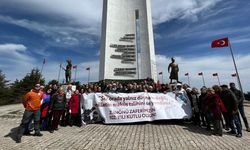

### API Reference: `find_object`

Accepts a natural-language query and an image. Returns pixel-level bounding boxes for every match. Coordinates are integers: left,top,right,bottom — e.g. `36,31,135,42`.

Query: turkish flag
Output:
198,72,203,76
185,73,189,76
213,73,218,76
211,37,229,48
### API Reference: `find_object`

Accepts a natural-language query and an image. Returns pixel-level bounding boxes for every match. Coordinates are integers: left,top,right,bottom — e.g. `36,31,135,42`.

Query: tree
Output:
0,70,11,105
47,79,59,86
10,68,45,104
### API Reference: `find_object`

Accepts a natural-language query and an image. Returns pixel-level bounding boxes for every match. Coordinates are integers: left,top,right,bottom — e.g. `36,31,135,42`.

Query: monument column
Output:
99,0,157,81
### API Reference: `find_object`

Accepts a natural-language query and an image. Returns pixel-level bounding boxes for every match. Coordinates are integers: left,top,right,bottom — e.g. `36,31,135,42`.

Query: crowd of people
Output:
15,79,250,143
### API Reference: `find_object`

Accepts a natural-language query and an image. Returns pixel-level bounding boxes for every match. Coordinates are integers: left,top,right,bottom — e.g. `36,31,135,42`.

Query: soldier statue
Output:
168,58,181,84
65,59,72,83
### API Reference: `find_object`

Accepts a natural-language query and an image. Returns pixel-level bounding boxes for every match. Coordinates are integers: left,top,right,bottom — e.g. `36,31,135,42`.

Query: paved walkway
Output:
0,103,250,150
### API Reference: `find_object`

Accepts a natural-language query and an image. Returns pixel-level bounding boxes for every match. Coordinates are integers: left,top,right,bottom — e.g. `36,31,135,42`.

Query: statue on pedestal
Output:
65,59,72,83
168,58,181,84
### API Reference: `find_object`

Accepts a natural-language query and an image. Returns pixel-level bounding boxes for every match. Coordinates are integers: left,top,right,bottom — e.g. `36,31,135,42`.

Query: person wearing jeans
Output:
220,85,242,137
16,84,43,143
230,82,250,132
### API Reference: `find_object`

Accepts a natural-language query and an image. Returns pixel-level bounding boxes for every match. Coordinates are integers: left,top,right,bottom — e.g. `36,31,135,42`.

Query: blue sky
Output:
0,0,250,91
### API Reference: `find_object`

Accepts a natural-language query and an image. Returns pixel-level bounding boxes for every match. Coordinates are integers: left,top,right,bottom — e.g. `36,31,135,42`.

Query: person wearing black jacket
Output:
199,87,211,130
49,87,66,133
230,82,250,132
220,85,242,137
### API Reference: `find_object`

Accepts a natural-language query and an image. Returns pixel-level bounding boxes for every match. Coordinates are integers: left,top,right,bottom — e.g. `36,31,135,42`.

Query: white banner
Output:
82,92,192,124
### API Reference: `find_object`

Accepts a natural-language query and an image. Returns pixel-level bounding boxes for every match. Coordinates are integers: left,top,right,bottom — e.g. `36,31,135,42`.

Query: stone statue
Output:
65,59,72,83
168,58,181,84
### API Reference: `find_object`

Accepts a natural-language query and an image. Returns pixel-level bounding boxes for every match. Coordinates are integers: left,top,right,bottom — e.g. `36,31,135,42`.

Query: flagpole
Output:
57,63,62,83
217,75,221,85
40,63,45,75
161,73,163,84
229,40,245,100
74,67,77,82
202,74,205,87
187,74,190,86
87,68,90,85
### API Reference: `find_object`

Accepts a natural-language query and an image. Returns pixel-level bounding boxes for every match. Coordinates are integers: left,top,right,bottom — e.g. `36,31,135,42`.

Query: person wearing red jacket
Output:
68,90,81,127
205,88,227,136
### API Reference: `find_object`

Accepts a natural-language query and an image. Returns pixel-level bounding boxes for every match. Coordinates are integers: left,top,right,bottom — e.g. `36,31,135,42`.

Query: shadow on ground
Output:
4,126,20,143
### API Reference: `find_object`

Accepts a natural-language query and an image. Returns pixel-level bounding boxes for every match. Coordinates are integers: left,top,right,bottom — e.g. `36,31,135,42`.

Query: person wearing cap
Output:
220,84,242,137
229,82,250,132
16,84,43,143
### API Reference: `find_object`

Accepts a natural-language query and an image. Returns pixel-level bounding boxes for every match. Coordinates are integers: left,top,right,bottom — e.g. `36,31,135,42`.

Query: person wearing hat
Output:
16,84,43,143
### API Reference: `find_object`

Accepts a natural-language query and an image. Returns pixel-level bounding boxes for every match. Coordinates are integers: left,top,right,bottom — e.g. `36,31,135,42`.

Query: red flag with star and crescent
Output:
211,37,229,48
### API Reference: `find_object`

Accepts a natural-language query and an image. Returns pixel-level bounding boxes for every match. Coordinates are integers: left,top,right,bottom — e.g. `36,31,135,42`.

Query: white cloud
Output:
0,43,26,52
0,0,222,39
152,0,222,24
0,0,102,26
0,43,37,81
155,54,250,92
0,15,98,47
0,43,31,61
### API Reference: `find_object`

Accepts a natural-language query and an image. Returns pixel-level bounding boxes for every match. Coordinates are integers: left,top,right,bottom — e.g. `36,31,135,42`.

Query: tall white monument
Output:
99,0,157,81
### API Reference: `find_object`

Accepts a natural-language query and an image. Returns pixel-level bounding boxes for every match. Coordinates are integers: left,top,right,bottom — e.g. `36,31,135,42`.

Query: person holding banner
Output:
175,83,189,103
